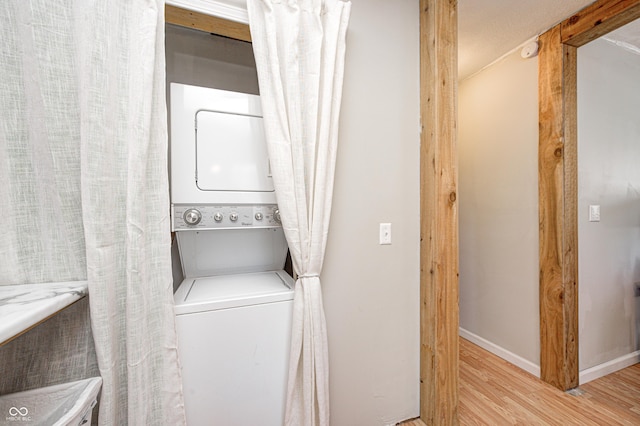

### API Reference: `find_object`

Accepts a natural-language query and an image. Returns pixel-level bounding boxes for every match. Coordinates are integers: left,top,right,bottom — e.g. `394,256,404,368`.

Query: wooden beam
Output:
538,25,579,391
561,39,579,393
561,0,640,47
165,4,252,42
419,0,459,424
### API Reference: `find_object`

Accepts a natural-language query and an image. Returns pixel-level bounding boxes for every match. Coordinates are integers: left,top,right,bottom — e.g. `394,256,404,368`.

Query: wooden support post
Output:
419,0,459,423
538,25,579,391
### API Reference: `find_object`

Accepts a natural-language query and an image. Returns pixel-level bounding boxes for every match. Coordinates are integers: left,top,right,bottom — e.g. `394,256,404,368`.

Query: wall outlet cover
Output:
379,223,391,245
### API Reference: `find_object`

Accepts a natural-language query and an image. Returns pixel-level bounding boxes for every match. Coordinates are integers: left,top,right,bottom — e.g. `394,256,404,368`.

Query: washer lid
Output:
174,271,294,314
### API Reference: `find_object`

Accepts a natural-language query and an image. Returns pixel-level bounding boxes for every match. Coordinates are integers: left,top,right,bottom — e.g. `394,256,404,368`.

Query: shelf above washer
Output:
0,281,88,346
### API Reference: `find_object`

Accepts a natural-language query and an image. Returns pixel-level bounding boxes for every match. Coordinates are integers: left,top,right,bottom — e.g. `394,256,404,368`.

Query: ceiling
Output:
458,0,596,80
175,1,640,80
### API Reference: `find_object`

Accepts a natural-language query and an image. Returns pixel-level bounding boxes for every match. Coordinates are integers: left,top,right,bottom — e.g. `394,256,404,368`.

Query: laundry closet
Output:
166,22,293,425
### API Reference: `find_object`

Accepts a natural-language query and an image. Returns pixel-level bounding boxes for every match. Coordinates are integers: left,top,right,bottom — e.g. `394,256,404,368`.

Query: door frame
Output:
165,5,251,41
538,0,640,390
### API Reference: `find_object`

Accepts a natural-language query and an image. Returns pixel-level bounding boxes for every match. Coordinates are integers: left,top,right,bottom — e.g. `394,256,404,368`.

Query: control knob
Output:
229,212,239,222
214,212,223,222
255,212,263,221
183,208,202,226
274,209,281,223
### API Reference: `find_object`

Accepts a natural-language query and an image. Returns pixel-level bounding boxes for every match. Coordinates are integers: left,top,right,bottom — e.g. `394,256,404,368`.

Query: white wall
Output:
577,38,640,371
458,35,640,382
323,0,420,423
458,48,540,370
166,2,421,424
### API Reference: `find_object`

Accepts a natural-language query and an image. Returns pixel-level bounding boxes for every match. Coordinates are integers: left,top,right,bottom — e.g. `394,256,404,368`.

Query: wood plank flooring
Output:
399,338,640,425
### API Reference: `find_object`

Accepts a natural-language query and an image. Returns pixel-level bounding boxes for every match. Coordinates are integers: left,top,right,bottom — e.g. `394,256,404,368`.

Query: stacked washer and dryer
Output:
170,83,294,425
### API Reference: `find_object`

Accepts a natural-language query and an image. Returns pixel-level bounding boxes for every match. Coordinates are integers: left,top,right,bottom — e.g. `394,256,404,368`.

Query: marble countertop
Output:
0,281,88,346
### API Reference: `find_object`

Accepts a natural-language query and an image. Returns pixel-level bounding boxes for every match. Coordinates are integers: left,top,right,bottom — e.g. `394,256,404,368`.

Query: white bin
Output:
0,377,102,425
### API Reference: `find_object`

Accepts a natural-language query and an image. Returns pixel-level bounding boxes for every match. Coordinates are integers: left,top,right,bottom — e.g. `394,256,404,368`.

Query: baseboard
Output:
579,350,640,385
459,328,640,386
459,328,540,378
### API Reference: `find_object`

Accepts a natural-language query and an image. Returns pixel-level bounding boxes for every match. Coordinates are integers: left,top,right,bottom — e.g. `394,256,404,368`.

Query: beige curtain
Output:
0,1,86,284
247,1,351,424
0,1,186,424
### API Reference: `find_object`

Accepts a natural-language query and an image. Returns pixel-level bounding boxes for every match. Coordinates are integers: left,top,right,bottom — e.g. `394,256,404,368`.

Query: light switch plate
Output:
379,223,391,245
589,205,600,222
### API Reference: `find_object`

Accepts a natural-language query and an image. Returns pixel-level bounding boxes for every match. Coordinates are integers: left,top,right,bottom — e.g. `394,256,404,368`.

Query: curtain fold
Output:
1,1,185,424
247,1,351,424
77,1,185,424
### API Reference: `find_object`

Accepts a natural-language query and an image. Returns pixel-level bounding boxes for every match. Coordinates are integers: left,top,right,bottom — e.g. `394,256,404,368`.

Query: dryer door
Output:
196,110,273,193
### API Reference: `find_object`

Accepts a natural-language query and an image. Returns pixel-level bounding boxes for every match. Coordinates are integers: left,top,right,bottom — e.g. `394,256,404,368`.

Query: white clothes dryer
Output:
170,83,294,425
170,82,276,206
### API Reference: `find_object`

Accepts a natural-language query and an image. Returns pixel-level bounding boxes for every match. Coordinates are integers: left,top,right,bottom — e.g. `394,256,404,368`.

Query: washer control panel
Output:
172,204,282,231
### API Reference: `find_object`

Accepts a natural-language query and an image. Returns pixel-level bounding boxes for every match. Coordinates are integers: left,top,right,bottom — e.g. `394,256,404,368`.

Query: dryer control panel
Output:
172,204,281,231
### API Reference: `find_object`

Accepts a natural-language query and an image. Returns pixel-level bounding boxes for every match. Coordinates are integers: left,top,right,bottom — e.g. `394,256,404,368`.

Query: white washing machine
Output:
170,83,294,425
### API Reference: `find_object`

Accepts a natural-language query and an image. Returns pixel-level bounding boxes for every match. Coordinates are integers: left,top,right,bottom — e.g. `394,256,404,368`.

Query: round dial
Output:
274,209,281,223
183,208,202,226
214,212,223,222
229,212,239,222
255,212,263,221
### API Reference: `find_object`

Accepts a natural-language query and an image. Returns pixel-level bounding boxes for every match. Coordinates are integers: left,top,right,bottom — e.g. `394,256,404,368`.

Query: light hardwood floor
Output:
399,338,640,425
